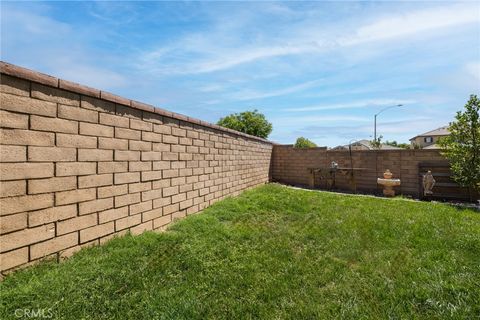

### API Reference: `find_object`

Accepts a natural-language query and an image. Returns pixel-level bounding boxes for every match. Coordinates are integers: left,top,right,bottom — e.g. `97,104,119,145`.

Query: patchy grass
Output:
1,184,479,319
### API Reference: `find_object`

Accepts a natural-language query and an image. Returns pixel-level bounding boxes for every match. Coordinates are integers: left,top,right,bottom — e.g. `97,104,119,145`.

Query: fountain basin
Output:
377,178,401,197
377,178,401,187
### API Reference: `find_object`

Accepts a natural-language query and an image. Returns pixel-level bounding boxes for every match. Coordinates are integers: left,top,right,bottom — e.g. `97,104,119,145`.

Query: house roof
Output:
409,126,450,141
332,139,403,150
378,144,404,150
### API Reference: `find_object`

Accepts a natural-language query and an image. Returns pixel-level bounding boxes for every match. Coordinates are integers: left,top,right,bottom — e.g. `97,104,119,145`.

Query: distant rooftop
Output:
409,126,450,141
332,139,403,150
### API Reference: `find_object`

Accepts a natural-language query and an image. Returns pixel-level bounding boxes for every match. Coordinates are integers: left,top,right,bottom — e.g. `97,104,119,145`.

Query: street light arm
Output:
373,104,404,144
375,104,403,116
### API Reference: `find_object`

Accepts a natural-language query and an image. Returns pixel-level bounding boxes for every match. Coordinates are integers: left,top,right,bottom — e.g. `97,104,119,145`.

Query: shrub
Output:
439,94,480,193
294,137,317,148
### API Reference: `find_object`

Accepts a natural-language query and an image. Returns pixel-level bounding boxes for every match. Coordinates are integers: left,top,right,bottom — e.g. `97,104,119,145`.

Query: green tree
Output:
217,109,272,139
439,94,480,192
294,137,317,148
370,135,383,149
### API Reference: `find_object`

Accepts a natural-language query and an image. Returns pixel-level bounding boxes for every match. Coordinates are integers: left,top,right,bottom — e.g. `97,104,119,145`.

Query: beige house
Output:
409,126,450,149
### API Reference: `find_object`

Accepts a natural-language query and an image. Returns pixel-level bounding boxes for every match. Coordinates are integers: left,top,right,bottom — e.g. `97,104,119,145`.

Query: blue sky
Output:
1,1,479,146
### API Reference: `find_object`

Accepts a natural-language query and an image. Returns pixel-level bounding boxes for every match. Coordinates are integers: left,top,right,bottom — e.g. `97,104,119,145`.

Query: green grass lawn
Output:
1,184,479,319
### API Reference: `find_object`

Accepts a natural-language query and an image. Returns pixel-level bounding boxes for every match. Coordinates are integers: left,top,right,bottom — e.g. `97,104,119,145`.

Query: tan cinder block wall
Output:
271,145,451,196
0,62,273,274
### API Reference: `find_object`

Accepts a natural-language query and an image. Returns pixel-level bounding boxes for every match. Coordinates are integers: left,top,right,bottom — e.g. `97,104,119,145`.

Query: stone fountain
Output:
377,169,401,197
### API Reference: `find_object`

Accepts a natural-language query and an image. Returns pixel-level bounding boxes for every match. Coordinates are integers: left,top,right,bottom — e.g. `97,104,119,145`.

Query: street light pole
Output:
374,104,404,143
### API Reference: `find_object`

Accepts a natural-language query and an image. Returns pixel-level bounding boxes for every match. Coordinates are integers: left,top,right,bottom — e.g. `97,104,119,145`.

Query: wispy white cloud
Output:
197,83,227,93
284,99,415,112
52,64,129,89
229,79,324,101
138,43,323,75
271,115,370,126
185,45,315,74
343,4,480,45
138,3,480,75
87,2,141,26
1,6,71,37
1,5,128,90
465,62,480,81
292,121,421,137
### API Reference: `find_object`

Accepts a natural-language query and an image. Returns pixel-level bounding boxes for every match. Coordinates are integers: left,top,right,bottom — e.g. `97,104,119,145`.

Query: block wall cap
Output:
0,61,273,144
